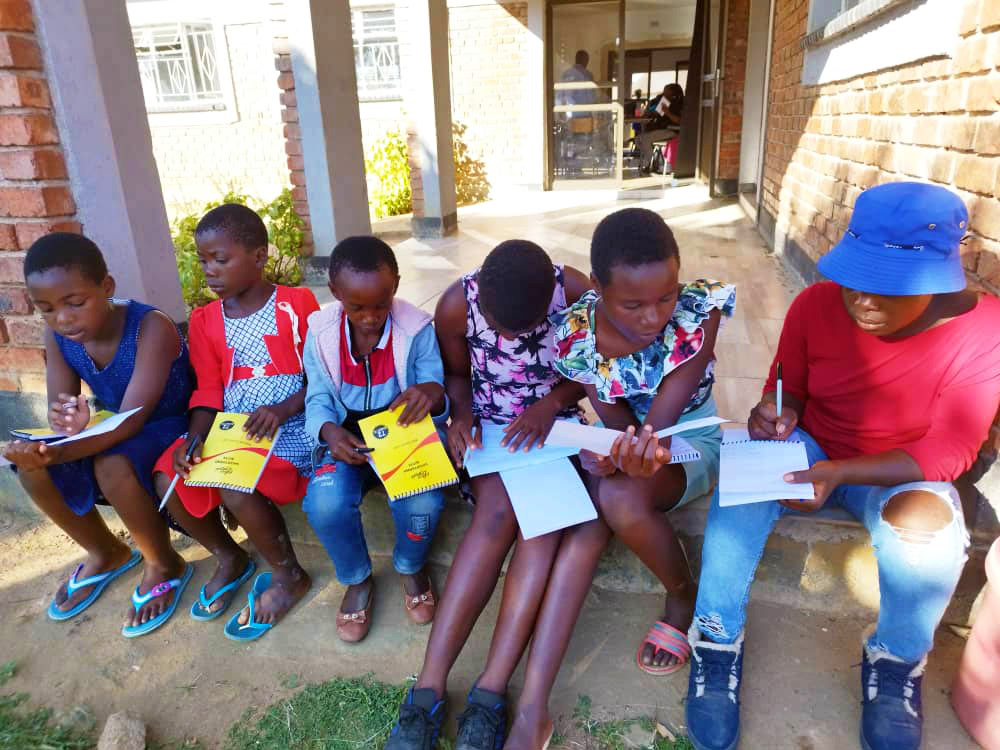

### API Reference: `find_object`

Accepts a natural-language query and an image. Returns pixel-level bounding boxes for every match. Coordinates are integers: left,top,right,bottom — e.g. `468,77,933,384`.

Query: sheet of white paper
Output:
719,437,814,506
545,416,726,457
464,422,578,477
49,406,144,445
500,457,597,539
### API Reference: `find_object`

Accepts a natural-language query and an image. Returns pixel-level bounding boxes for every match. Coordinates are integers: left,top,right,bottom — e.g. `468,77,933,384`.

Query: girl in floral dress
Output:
502,207,735,750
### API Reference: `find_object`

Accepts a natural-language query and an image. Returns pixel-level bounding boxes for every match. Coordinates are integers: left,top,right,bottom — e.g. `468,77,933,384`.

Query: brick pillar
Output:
717,0,750,193
273,42,313,256
0,0,80,401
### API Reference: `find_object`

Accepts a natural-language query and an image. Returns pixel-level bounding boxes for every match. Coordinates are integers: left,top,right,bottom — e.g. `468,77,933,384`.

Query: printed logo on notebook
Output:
373,425,389,440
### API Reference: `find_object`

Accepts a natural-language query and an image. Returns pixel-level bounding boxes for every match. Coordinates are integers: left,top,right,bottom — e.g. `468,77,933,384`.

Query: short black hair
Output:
195,203,268,250
478,240,555,332
328,235,399,283
24,232,108,284
575,50,589,66
591,208,679,286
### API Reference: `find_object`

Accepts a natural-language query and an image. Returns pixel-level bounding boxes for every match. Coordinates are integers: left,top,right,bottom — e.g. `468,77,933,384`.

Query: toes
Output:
641,645,655,666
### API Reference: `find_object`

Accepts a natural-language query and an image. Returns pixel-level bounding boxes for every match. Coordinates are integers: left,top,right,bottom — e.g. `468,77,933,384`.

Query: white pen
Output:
776,362,784,431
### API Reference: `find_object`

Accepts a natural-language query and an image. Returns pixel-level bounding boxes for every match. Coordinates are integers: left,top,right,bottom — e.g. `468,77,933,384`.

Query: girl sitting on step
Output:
3,233,194,637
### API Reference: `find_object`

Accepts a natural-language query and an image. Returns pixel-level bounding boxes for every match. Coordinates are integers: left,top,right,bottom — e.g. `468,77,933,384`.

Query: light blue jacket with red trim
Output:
303,296,448,446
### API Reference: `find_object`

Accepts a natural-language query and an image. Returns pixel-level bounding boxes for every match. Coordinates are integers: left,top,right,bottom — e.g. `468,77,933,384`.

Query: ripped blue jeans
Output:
694,429,969,663
303,451,445,585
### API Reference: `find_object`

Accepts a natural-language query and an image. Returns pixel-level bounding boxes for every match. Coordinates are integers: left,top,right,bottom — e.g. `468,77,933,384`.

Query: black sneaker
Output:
385,688,447,750
455,686,507,750
860,646,924,750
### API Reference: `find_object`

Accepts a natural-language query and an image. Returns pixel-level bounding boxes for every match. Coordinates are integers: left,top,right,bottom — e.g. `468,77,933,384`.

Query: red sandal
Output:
636,620,691,675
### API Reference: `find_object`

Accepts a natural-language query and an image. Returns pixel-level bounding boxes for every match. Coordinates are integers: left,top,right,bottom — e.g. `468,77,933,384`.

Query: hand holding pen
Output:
159,434,202,511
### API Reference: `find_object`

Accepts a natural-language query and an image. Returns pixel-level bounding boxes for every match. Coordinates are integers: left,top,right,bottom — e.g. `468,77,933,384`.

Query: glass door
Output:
548,0,623,188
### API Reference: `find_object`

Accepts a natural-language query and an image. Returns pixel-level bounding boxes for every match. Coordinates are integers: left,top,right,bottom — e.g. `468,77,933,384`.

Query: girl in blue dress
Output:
3,233,197,637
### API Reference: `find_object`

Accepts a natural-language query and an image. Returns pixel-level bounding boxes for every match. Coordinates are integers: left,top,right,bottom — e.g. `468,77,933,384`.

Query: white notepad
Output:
718,428,814,506
499,457,597,539
464,423,578,477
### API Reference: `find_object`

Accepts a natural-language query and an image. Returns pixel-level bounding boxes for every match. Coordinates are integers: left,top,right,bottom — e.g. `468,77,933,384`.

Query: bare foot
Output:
237,566,311,626
122,553,187,629
639,579,696,670
200,548,252,614
504,704,553,750
53,542,133,613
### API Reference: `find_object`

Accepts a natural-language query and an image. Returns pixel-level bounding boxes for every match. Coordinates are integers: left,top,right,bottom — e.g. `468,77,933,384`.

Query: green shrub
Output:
171,188,305,310
364,122,490,219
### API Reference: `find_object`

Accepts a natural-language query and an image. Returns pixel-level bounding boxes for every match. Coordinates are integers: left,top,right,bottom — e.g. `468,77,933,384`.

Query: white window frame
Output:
352,6,403,102
132,22,228,113
807,0,864,34
801,0,962,85
126,0,246,126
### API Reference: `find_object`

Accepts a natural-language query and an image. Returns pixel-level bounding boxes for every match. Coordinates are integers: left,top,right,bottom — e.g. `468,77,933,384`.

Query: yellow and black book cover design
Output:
185,412,281,493
358,407,458,501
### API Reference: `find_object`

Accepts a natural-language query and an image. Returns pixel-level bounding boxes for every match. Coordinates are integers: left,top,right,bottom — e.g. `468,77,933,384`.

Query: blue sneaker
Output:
860,645,925,750
385,688,447,750
455,685,507,750
685,630,744,750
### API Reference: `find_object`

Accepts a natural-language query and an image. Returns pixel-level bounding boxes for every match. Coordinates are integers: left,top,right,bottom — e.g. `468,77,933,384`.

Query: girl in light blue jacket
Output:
302,236,449,643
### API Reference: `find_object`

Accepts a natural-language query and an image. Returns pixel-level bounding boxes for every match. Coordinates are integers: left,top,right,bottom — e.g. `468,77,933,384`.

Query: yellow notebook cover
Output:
185,412,281,494
11,409,116,441
358,407,458,501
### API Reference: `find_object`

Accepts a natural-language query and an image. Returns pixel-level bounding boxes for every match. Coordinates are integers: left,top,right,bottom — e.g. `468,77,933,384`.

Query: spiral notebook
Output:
358,407,458,501
718,428,814,506
184,412,281,494
544,420,708,464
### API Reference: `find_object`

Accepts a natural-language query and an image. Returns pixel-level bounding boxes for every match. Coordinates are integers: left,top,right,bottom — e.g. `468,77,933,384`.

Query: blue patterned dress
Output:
46,300,193,524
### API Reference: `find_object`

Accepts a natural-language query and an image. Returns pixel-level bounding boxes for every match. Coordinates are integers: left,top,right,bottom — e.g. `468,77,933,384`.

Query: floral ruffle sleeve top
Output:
552,279,736,421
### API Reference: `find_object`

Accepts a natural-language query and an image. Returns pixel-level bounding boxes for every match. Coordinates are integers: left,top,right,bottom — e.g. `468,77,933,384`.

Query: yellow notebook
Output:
358,407,458,501
185,412,281,494
11,409,116,441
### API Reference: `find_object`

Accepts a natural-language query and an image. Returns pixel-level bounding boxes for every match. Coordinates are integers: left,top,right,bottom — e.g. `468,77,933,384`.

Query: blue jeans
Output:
694,429,969,663
303,452,445,585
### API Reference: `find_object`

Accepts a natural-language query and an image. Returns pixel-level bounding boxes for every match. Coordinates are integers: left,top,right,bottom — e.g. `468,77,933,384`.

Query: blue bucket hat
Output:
817,182,968,296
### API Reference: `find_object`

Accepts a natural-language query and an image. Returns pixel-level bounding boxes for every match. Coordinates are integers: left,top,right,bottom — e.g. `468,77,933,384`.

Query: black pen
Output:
354,446,374,454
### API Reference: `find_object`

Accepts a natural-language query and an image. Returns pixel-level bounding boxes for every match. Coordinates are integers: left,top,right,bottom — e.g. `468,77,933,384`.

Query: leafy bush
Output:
171,188,305,310
364,122,490,219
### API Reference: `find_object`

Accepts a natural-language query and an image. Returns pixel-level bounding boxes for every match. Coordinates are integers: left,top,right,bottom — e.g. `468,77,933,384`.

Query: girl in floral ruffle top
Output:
502,207,735,749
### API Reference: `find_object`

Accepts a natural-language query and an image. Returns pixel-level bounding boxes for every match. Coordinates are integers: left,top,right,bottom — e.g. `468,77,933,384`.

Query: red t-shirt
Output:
763,282,1000,482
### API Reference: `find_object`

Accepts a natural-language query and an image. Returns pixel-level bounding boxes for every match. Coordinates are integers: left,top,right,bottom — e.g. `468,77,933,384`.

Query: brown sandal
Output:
403,580,436,625
336,581,375,643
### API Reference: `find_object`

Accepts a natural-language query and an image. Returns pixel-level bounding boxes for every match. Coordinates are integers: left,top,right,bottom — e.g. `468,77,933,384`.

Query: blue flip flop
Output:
121,563,194,638
224,572,276,642
47,550,142,621
190,558,257,621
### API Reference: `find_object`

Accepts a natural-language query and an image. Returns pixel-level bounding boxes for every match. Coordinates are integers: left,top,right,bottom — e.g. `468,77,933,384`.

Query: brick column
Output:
717,0,750,194
272,41,313,256
0,0,79,404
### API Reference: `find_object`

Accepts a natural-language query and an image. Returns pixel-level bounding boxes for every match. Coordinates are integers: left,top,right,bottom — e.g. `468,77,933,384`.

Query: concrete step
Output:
1,468,987,622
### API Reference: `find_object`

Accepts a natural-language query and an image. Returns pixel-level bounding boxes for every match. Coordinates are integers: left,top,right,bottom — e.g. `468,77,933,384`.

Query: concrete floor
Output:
0,517,979,749
0,189,982,748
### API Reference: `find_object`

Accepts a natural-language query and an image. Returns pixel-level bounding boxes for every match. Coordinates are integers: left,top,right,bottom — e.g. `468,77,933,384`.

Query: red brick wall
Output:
719,0,749,183
762,0,1000,296
0,0,80,396
761,0,1000,461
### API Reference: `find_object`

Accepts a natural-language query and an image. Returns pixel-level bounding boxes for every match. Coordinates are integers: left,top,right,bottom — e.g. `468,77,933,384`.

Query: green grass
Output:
0,660,96,750
564,694,695,750
225,674,409,750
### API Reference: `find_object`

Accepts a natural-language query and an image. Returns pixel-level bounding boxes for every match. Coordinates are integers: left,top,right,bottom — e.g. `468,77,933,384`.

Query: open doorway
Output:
546,0,719,190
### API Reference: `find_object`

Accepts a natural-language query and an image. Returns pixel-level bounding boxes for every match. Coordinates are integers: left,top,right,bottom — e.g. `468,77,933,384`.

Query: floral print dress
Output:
552,279,736,421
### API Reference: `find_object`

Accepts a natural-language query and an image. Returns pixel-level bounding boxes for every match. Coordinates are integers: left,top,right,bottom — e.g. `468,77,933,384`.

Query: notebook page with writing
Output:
719,429,814,506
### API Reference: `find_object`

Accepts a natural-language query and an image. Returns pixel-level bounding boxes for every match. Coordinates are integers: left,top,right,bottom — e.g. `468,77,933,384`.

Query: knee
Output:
470,496,517,540
93,454,137,495
304,478,362,533
882,490,955,535
595,478,648,532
